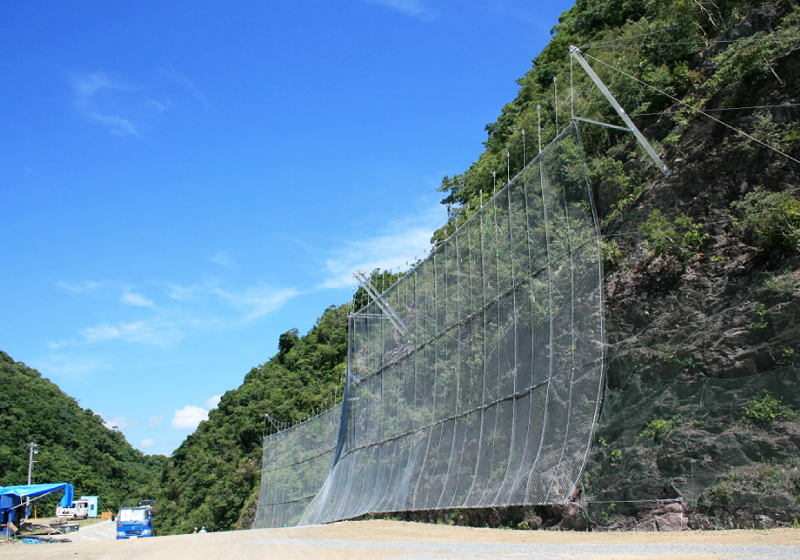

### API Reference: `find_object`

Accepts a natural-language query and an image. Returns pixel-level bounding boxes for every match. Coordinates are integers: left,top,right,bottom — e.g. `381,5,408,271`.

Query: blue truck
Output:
116,500,154,539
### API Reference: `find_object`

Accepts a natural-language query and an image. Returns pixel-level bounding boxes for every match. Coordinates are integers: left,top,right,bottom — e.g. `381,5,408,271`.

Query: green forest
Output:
156,304,350,533
3,0,799,533
0,351,164,513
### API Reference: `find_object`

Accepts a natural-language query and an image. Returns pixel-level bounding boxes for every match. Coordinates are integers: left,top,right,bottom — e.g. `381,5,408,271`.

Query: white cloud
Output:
46,339,77,350
70,72,141,136
79,319,184,347
148,415,164,428
362,0,436,20
71,72,125,97
58,280,106,295
212,285,300,322
143,96,168,112
121,291,154,307
56,276,296,350
166,282,200,301
32,354,104,377
89,113,139,136
80,323,121,343
209,250,235,268
140,439,156,449
165,279,298,322
171,406,208,430
319,203,445,289
161,64,211,111
205,395,222,409
102,414,137,430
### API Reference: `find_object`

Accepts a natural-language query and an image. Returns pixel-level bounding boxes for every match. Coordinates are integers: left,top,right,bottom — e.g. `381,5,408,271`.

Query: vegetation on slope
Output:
158,0,799,532
0,351,164,513
429,0,800,529
11,0,794,533
156,304,349,534
434,0,800,244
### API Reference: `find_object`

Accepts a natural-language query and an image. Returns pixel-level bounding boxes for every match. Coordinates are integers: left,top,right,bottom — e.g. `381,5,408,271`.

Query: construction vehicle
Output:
115,500,154,539
55,499,90,520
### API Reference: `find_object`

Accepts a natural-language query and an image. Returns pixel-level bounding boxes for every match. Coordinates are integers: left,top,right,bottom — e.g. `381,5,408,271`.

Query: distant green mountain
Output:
156,303,349,534
0,350,164,514
12,0,798,532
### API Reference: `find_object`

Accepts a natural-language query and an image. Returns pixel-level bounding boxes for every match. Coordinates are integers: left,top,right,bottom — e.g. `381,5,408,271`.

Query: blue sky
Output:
1,0,574,456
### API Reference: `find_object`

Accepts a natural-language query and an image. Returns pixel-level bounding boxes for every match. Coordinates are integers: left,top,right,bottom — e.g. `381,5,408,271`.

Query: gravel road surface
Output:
63,520,117,542
1,520,798,559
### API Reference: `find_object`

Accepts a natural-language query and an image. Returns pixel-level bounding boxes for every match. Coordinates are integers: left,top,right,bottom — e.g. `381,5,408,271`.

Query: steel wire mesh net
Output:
255,122,604,527
253,403,342,528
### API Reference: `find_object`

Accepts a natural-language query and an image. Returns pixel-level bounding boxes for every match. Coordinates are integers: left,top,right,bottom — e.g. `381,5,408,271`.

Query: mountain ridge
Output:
5,0,799,532
0,350,164,513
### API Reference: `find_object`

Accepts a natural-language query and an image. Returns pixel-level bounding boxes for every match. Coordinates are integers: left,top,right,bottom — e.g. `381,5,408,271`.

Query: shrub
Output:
641,209,708,259
762,271,800,296
707,480,733,504
597,503,616,525
748,303,769,330
731,188,800,254
635,415,682,443
592,157,645,225
601,238,623,270
742,392,799,425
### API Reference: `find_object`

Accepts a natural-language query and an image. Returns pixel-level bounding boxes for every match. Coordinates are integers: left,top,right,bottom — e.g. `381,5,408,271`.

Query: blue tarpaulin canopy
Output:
0,483,74,508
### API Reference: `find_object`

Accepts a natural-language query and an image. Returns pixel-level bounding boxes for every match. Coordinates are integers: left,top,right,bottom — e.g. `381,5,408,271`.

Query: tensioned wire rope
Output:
634,104,800,116
584,37,792,49
261,243,440,431
574,102,800,119
579,20,791,50
260,375,343,433
575,50,800,167
264,25,797,433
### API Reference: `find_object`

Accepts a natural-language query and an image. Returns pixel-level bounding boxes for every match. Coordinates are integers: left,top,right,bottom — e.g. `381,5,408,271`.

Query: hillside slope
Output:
432,0,800,530
0,351,164,513
158,0,800,532
156,304,349,533
578,2,800,529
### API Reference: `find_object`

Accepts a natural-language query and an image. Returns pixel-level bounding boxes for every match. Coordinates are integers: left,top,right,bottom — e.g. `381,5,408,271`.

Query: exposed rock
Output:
580,0,800,530
555,503,589,531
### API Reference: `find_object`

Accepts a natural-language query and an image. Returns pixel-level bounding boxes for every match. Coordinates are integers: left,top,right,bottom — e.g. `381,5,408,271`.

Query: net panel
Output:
296,122,605,525
253,403,342,528
254,124,603,527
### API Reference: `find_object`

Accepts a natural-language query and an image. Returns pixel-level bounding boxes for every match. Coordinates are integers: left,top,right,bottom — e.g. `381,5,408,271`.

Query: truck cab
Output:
116,500,154,539
55,500,90,520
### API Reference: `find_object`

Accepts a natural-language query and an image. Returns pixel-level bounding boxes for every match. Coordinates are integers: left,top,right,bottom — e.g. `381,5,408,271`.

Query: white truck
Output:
56,499,90,520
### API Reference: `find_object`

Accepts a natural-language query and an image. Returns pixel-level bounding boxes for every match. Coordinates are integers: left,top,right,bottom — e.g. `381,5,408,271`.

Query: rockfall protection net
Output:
254,403,342,528
254,122,605,527
583,364,800,519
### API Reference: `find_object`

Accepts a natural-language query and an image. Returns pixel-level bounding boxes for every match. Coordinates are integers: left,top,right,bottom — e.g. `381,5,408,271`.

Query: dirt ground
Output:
1,520,799,559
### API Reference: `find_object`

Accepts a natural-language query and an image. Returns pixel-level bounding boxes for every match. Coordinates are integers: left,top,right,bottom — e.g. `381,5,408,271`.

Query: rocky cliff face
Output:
581,0,800,529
